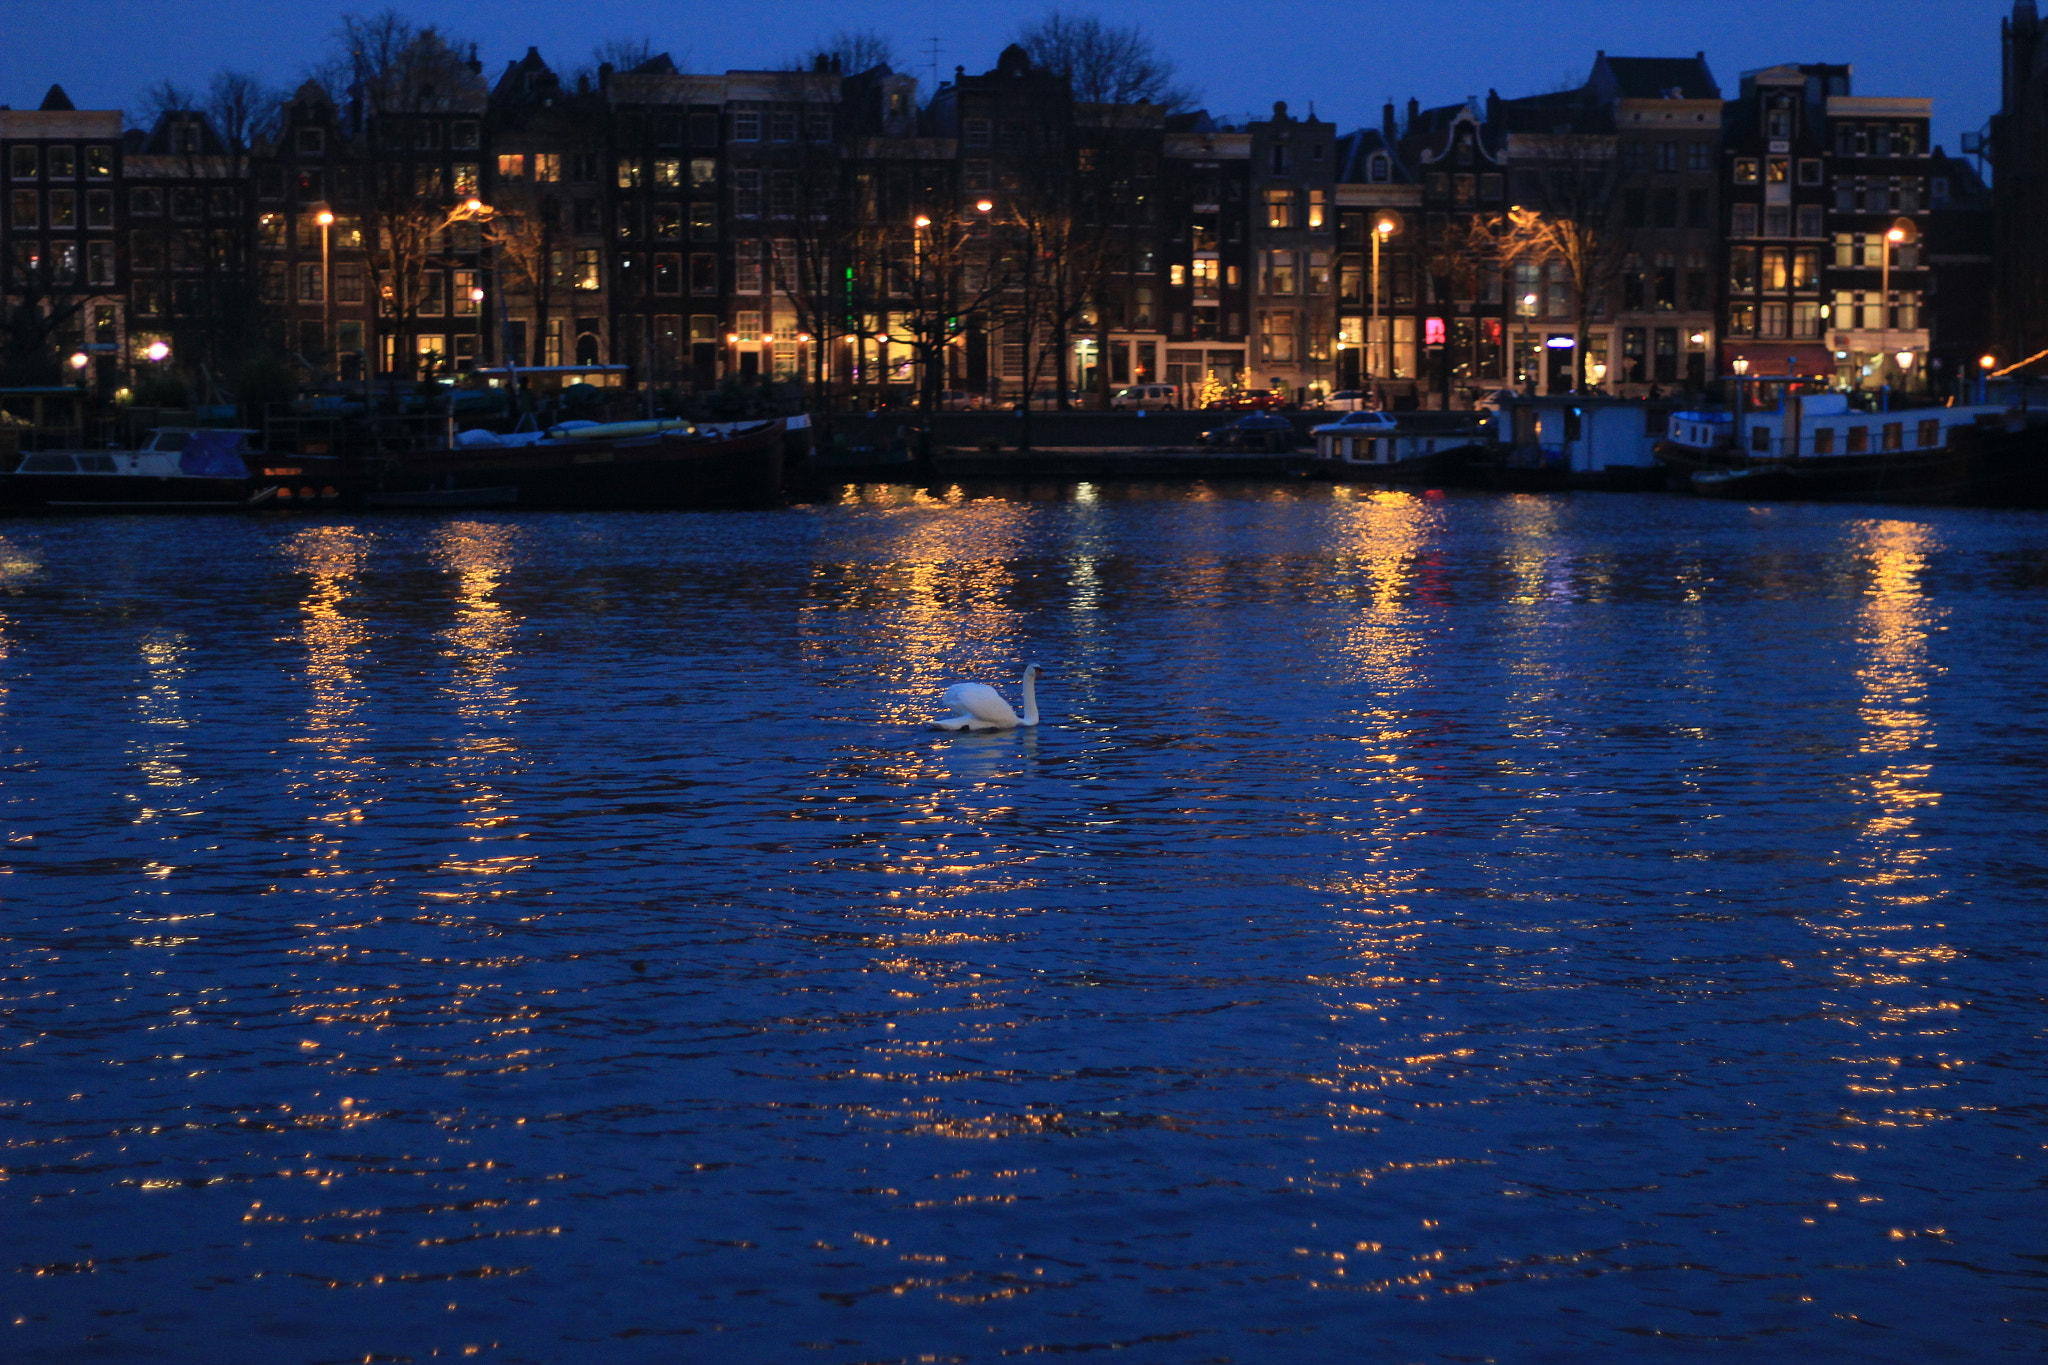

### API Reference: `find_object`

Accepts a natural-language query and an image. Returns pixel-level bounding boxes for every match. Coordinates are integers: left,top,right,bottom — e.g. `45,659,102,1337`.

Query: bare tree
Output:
1475,130,1625,391
1015,11,1194,110
594,36,659,71
206,71,280,165
485,185,558,368
787,29,896,76
326,10,488,383
1015,12,1191,406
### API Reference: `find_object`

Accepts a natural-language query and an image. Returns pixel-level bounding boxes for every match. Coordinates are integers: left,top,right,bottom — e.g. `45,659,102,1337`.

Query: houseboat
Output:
1491,395,1678,491
1309,410,1491,484
1658,392,2048,506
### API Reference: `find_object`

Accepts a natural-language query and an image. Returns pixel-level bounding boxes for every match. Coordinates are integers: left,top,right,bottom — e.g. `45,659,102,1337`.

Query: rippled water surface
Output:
3,484,2046,1364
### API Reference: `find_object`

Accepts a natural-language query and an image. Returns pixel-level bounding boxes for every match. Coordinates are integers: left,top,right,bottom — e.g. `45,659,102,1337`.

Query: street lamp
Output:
1370,213,1399,391
1979,351,1997,405
1878,217,1915,394
314,205,335,378
1730,354,1751,453
1520,292,1539,390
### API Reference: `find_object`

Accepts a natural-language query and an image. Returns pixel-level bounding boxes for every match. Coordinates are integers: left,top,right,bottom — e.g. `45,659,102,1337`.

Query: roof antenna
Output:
925,36,941,97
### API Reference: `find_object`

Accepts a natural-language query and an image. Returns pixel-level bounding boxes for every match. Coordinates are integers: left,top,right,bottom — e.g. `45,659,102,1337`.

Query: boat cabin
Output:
1494,395,1678,474
1312,411,1490,469
1666,393,2013,458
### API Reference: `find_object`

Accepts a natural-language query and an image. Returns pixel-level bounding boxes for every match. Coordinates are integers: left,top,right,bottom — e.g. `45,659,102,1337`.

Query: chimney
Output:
1407,96,1420,129
1383,99,1397,142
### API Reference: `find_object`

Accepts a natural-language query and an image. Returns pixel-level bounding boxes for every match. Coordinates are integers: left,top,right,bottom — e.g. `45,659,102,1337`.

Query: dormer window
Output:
297,127,325,157
1368,153,1390,183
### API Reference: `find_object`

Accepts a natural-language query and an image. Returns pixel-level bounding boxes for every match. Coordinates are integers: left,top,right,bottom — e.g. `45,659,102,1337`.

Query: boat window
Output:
1750,426,1770,452
1847,426,1869,453
1882,423,1903,452
77,454,117,472
1918,419,1940,448
148,431,191,452
21,453,78,472
1812,427,1835,454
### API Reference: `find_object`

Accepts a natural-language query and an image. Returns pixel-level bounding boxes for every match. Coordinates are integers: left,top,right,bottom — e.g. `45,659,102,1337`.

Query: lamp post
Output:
1979,352,1996,406
1519,292,1539,392
314,205,334,379
1877,217,1914,397
1731,353,1750,455
1370,213,1398,396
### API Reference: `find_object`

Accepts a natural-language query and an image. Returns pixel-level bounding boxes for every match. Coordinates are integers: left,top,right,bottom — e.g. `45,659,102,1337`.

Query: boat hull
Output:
367,421,786,510
1666,421,2048,507
0,472,253,512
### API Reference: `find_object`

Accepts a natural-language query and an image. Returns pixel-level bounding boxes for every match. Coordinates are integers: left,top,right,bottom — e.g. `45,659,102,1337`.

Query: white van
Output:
1112,383,1179,411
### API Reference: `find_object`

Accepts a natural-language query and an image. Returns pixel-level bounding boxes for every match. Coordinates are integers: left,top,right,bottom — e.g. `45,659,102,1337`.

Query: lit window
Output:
618,158,642,189
1264,187,1293,229
533,154,561,182
497,153,526,180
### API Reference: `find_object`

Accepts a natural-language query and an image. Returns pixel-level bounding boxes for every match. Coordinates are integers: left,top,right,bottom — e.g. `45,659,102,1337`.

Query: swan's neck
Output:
1019,669,1039,726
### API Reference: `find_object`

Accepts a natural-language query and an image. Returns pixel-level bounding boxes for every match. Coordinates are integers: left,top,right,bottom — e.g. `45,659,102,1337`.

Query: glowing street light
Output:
314,205,335,371
145,340,170,363
1369,212,1400,386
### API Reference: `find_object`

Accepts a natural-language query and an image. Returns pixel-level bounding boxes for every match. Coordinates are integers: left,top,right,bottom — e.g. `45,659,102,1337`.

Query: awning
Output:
1720,343,1838,376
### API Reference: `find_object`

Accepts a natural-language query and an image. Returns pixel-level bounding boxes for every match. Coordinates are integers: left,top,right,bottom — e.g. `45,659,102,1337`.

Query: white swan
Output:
933,664,1042,731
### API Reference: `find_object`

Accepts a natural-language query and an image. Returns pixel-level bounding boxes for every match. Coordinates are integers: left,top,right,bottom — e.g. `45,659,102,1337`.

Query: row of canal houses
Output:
0,39,1995,409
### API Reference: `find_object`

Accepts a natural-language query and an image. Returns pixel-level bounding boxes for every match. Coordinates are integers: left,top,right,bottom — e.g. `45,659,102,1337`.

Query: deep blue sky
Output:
1,0,2011,159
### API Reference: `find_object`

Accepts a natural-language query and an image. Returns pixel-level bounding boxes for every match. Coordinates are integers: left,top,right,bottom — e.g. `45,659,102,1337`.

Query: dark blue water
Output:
2,484,2045,1364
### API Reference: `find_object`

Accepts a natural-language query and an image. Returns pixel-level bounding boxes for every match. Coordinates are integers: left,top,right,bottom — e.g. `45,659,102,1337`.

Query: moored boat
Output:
364,417,787,510
1658,392,2048,506
1,428,351,512
1310,410,1489,484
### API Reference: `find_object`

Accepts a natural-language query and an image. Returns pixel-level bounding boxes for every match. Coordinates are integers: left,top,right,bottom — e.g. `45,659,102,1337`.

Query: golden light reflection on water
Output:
804,498,1035,726
1316,493,1446,1125
126,631,197,822
1825,519,1964,1133
0,534,36,722
432,522,533,888
285,526,379,873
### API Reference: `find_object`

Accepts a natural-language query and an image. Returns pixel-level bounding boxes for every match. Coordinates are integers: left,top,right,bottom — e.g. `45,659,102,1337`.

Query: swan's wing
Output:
940,682,1018,725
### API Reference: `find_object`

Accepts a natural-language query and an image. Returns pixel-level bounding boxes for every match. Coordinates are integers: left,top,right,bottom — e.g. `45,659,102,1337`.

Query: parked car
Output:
1309,409,1399,437
1199,411,1299,451
937,390,987,411
1204,389,1285,411
1112,383,1179,411
1323,390,1372,412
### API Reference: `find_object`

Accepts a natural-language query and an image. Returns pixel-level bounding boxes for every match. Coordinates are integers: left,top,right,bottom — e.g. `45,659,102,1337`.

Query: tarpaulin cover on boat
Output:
177,430,249,478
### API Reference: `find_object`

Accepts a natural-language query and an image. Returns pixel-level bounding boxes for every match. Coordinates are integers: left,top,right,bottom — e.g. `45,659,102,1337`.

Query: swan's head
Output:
1023,663,1043,678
